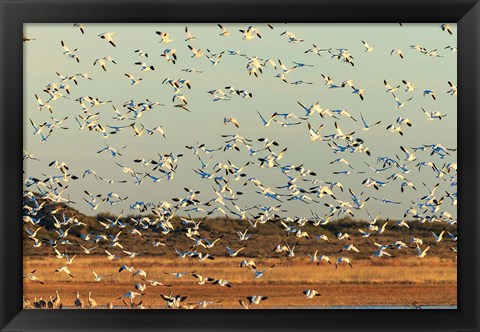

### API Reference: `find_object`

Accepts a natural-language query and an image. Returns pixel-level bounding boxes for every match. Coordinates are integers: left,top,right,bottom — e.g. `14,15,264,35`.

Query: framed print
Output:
1,0,479,331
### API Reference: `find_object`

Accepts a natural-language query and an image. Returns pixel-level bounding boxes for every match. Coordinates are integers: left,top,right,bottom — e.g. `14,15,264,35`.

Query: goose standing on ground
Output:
74,291,84,308
52,289,61,308
88,291,97,309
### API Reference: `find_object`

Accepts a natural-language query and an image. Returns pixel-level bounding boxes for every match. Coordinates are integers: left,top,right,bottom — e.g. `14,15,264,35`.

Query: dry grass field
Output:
23,204,457,309
24,255,457,309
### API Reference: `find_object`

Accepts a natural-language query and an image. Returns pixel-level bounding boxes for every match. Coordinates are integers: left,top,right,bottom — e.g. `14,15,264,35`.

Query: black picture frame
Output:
1,0,479,331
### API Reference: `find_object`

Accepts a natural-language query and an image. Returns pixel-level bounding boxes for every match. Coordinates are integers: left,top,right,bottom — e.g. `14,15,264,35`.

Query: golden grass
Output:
24,255,457,308
24,255,457,284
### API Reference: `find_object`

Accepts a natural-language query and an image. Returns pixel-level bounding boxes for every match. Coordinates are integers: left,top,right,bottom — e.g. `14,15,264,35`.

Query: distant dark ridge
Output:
23,194,457,259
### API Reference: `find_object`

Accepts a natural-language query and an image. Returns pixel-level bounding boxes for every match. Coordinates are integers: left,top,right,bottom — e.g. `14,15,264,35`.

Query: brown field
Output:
24,255,457,309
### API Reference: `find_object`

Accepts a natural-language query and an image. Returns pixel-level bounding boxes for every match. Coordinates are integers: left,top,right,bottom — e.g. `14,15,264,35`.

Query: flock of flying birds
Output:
23,23,457,309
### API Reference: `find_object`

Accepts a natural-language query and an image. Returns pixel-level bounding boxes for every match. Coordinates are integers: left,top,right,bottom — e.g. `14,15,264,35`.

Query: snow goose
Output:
303,289,321,298
156,31,175,43
218,24,231,36
98,32,116,47
335,257,353,269
361,40,375,52
184,26,196,41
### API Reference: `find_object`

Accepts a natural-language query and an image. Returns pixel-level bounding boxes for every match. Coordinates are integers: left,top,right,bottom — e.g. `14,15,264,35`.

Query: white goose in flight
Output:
384,80,400,93
246,295,268,305
402,80,416,92
73,23,85,34
306,249,319,264
23,270,44,284
224,117,240,128
187,45,204,58
251,264,275,279
240,259,257,269
94,56,117,72
184,26,196,41
432,229,445,243
371,249,392,258
447,81,457,95
440,23,453,35
163,271,194,278
134,49,148,57
124,73,142,86
392,93,413,109
361,40,374,52
423,89,437,100
55,266,74,278
257,110,275,127
335,257,353,269
422,107,447,120
303,289,321,298
191,273,215,285
351,86,365,100
339,244,360,253
156,31,175,43
60,40,80,63
218,24,231,36
118,291,144,301
239,26,261,40
416,245,430,258
35,94,53,113
360,113,381,131
226,245,246,257
90,267,113,281
135,62,155,71
391,49,404,58
98,32,116,47
212,279,232,287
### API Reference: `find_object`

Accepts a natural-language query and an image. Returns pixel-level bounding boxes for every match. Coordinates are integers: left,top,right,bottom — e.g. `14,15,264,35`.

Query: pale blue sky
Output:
24,23,457,220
